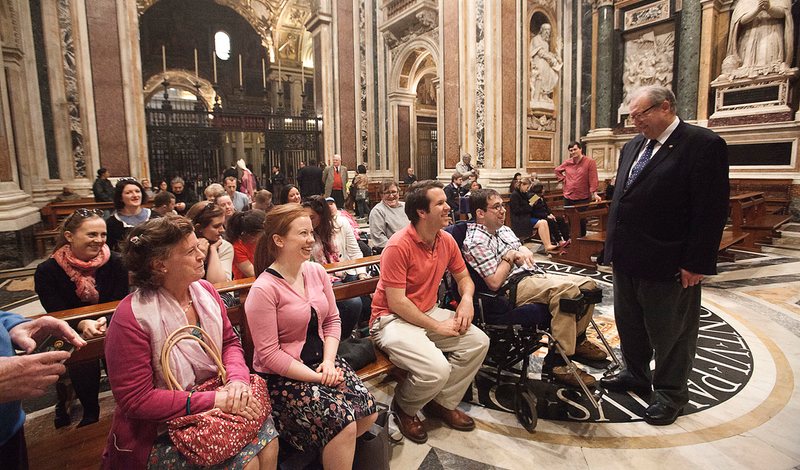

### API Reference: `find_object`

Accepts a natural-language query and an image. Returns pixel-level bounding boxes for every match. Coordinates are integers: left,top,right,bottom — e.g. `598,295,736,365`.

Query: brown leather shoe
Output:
549,365,597,387
573,339,607,362
391,399,427,443
422,400,476,431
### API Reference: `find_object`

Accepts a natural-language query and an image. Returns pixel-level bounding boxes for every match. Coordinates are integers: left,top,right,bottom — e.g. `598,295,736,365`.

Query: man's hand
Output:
10,316,86,354
515,247,537,268
454,297,474,334
175,202,187,212
592,193,602,203
0,352,69,403
679,268,704,288
433,317,460,337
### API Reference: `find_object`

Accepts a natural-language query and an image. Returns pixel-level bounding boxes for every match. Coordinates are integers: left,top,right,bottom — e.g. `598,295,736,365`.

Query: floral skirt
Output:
262,357,376,452
146,416,278,469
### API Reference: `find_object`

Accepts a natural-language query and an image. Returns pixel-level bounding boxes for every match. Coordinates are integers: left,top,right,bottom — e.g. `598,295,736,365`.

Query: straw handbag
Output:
161,325,270,466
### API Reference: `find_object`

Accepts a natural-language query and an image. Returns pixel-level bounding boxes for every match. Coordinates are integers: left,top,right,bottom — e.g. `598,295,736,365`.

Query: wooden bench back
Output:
729,191,766,230
562,200,610,241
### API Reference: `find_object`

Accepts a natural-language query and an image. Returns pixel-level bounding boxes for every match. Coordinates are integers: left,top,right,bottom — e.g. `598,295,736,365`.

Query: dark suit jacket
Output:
604,120,729,280
297,166,324,196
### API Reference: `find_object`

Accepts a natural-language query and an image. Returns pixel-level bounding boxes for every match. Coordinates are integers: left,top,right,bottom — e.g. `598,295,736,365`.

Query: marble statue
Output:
529,23,562,109
721,0,794,77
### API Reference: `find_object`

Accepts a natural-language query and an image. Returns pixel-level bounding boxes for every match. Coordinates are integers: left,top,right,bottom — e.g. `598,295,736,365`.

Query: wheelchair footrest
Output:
579,287,603,304
559,295,587,314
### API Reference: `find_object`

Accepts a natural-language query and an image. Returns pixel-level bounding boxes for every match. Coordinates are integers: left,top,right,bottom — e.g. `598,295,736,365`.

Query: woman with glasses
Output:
106,178,151,252
34,208,129,428
187,201,234,284
368,181,409,253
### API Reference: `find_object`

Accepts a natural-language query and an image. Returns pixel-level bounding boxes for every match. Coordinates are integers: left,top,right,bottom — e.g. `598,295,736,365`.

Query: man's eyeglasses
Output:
488,203,506,212
629,102,661,121
383,190,399,196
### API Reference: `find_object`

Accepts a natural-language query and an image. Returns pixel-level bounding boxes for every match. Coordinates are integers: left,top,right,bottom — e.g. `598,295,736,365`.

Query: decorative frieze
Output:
623,0,670,31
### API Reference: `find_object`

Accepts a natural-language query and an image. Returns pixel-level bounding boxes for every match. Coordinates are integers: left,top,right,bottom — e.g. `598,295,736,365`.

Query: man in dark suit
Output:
296,158,324,197
322,154,348,208
601,85,729,426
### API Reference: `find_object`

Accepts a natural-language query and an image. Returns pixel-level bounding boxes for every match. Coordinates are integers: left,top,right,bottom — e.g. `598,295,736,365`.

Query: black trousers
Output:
68,360,101,418
612,268,701,407
331,189,345,209
564,197,590,236
0,427,28,470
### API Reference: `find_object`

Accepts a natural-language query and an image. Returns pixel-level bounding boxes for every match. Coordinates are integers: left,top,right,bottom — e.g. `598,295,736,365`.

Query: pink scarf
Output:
132,282,224,391
51,244,111,304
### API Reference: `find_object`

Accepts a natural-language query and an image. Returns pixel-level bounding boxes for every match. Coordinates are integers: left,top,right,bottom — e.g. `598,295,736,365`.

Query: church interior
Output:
1,0,800,468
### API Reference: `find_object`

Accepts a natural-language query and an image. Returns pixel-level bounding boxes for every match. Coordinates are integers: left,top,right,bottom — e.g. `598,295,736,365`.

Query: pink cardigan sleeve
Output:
105,297,216,421
245,279,296,375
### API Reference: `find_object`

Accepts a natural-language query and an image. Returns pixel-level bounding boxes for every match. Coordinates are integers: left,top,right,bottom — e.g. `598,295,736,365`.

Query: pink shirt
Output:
245,262,341,375
370,224,465,325
555,156,599,200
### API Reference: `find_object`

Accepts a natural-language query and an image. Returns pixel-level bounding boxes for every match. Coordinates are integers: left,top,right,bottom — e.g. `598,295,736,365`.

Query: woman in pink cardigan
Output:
246,204,377,470
102,215,278,469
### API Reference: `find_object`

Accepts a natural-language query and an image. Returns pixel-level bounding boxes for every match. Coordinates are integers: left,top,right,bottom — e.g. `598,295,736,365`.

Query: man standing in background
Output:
323,154,348,209
555,141,601,236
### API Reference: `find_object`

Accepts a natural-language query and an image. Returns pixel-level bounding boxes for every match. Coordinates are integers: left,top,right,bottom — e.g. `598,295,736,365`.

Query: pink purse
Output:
160,325,271,466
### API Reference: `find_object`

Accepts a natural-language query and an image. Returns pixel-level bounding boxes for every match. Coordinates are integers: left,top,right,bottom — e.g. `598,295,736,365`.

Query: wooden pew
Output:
729,191,791,252
558,200,610,269
730,178,792,215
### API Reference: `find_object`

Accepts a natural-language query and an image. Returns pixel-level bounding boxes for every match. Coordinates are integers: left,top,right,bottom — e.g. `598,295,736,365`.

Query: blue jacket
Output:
0,312,29,445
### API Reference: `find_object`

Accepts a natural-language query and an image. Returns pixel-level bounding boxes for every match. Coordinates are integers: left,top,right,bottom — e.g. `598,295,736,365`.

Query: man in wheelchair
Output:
461,189,606,387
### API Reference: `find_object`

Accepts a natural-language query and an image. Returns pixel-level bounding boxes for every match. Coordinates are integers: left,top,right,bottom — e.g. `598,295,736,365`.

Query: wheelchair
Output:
443,221,619,432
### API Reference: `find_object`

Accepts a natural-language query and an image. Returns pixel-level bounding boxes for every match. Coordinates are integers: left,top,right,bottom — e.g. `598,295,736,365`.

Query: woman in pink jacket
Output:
246,204,377,470
102,215,278,469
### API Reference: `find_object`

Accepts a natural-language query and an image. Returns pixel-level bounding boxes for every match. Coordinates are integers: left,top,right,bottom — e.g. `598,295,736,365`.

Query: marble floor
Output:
10,226,800,469
364,233,800,470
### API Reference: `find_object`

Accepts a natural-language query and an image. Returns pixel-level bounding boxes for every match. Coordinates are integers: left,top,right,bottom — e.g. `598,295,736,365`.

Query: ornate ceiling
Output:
136,0,313,64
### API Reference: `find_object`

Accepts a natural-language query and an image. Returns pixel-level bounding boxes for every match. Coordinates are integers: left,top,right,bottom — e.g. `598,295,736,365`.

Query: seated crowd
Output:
1,170,610,469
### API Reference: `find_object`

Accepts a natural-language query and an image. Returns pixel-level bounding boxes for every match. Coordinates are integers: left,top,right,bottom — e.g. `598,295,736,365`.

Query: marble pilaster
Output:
593,2,614,129
676,0,701,120
696,0,724,122
307,2,336,164
474,0,485,167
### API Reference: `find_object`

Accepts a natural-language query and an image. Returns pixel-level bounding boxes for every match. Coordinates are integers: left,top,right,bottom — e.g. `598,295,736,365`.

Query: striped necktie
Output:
625,139,657,189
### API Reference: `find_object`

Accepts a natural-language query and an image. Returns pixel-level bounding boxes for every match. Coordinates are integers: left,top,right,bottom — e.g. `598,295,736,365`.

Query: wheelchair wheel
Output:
514,389,538,432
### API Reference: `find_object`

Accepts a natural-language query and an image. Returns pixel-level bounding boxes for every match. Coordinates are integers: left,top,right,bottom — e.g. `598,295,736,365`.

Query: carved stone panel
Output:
618,28,674,124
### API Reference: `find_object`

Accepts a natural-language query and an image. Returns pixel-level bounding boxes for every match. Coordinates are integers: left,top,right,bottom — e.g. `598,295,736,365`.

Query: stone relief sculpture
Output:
720,0,794,78
617,31,674,122
529,23,562,110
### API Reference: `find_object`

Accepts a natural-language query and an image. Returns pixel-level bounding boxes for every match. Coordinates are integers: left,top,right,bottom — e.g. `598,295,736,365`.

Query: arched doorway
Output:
388,41,440,182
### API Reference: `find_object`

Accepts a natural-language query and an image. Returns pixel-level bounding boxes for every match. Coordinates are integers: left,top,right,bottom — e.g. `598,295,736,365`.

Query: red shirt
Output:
370,223,465,325
232,239,256,279
554,156,599,200
332,167,343,190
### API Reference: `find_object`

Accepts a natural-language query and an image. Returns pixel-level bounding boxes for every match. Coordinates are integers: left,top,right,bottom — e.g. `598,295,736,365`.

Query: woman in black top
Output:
105,178,151,251
35,209,129,428
509,178,565,253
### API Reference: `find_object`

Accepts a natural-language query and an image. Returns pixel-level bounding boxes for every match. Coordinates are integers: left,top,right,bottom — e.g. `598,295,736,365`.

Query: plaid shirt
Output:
463,223,522,281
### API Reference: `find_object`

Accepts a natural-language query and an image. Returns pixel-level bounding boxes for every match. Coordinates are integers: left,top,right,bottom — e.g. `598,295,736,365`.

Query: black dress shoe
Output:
599,373,651,394
644,400,682,426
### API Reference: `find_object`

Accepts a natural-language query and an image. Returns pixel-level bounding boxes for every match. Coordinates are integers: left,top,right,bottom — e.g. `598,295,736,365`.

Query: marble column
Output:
593,0,614,129
307,1,336,163
676,0,701,120
696,0,724,122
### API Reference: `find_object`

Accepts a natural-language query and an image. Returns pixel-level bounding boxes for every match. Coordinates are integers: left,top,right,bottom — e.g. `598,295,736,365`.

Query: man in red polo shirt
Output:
555,141,601,236
370,180,490,444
